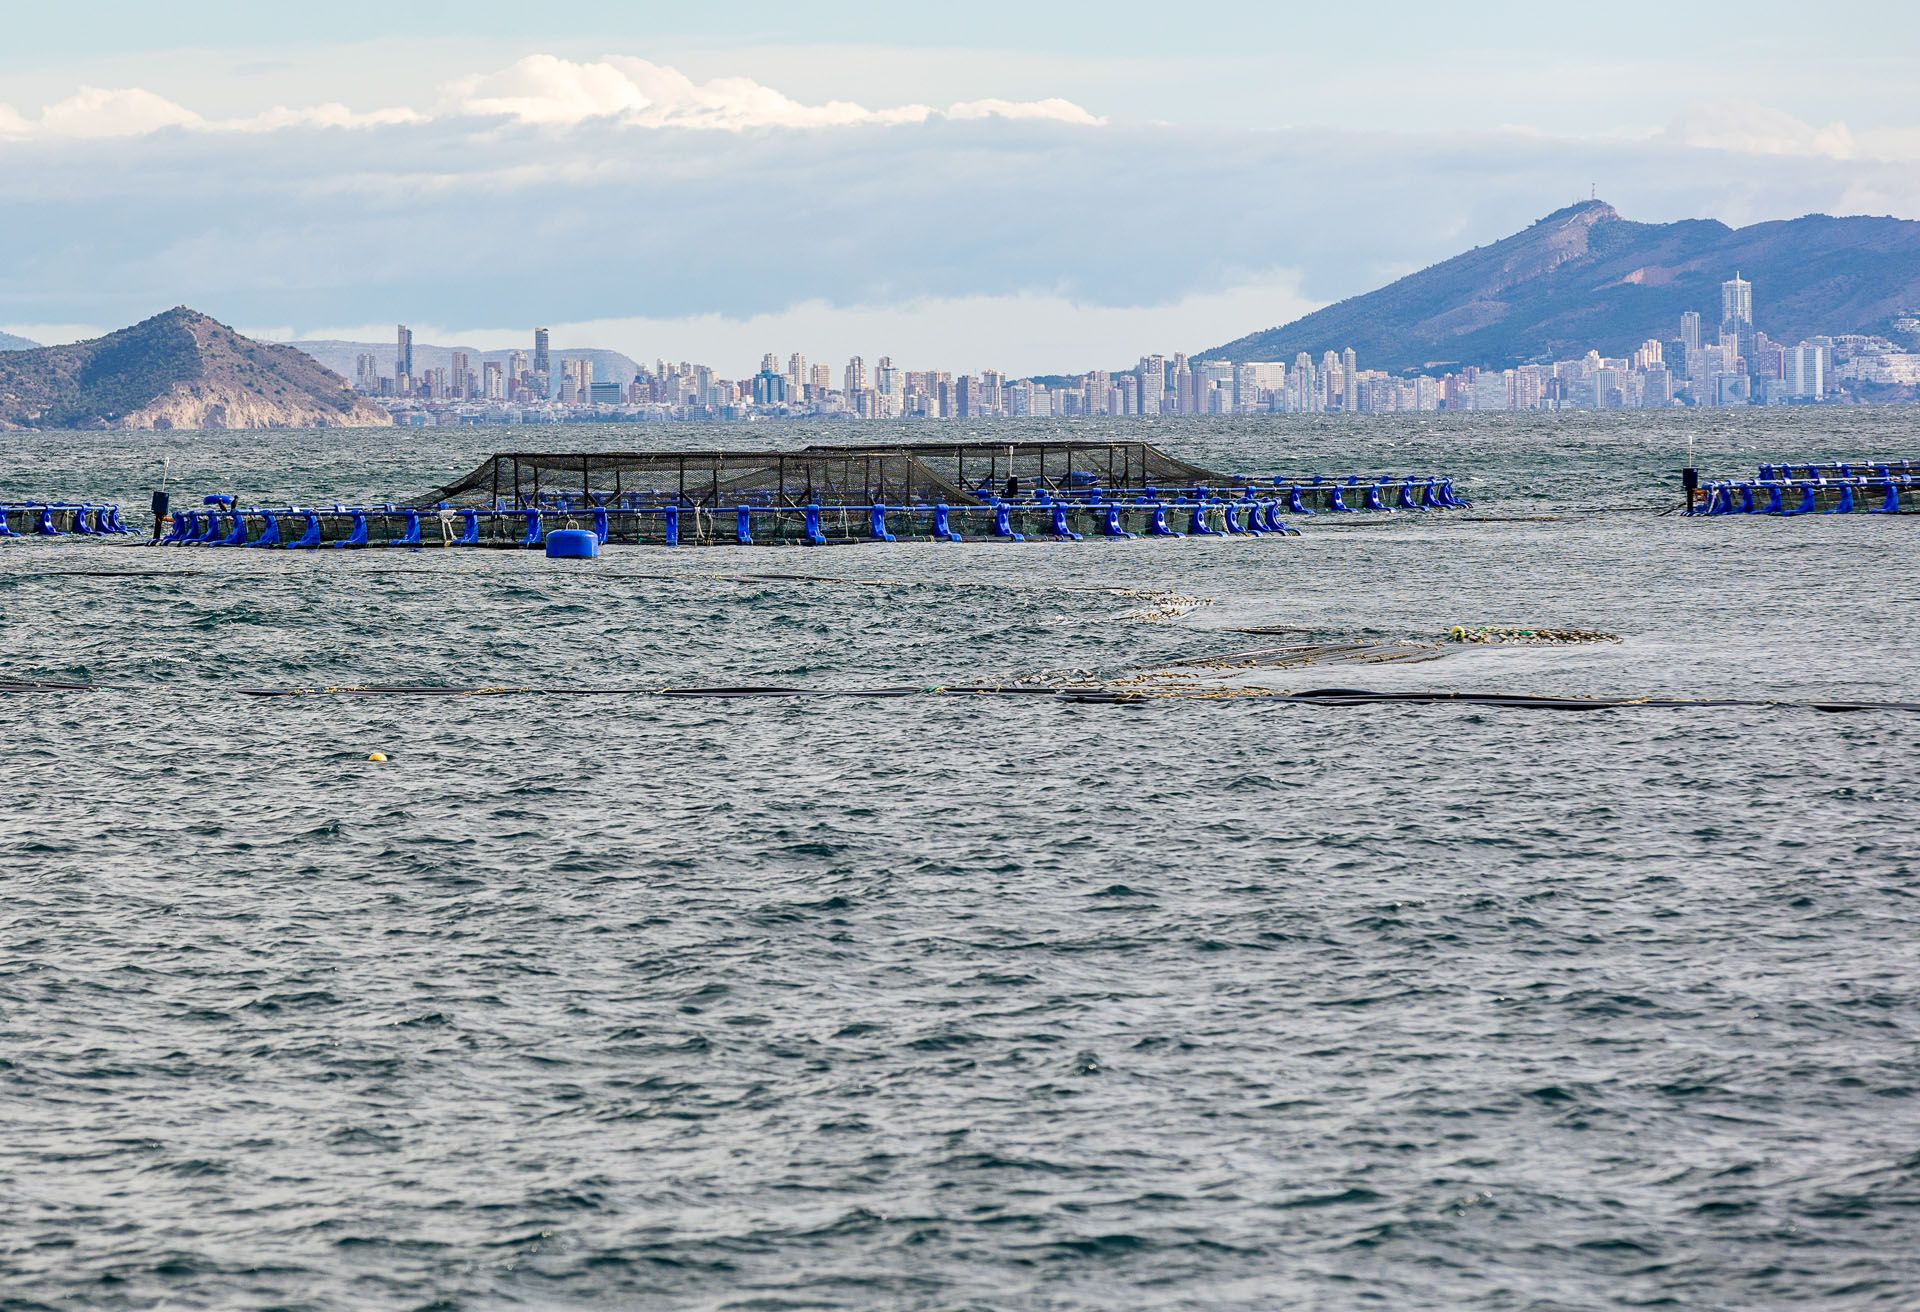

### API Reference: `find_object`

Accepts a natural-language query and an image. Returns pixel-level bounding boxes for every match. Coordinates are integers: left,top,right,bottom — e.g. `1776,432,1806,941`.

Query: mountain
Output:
0,308,391,431
0,331,39,352
1206,201,1920,373
288,339,643,389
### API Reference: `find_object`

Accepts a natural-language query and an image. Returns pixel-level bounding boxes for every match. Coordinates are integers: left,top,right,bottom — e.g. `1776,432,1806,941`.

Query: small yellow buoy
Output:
367,752,388,763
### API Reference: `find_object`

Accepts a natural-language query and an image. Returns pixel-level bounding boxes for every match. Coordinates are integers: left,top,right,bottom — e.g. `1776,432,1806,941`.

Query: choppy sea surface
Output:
2,410,1917,1311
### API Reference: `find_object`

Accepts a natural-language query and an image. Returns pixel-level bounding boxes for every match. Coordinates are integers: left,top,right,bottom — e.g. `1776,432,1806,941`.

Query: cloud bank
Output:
0,53,1102,141
3,53,1917,371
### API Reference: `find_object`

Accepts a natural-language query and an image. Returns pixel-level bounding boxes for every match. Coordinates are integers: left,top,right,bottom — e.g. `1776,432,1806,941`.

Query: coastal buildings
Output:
360,276,1914,425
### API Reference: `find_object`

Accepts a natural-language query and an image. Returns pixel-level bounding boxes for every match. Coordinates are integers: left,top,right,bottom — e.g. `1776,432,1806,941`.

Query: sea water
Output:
1,410,1916,1309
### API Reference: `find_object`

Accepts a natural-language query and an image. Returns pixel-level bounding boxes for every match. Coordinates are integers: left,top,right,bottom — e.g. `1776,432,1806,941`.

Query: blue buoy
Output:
545,528,599,559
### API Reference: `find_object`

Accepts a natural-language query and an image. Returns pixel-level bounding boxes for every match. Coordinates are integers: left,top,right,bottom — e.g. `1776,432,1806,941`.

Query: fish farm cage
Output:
0,502,137,537
7,440,1470,554
1690,460,1920,517
417,441,1232,511
415,441,1465,512
148,439,1466,549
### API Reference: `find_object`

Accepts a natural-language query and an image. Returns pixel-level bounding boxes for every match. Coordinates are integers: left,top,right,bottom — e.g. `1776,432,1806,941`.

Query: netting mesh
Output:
413,442,1234,509
798,441,1226,497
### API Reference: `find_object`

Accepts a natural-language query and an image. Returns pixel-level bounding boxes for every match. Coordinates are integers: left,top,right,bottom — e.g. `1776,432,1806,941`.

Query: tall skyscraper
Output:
1680,310,1702,352
1137,355,1165,415
1720,274,1755,363
395,324,413,382
533,328,551,378
844,356,867,395
1171,352,1192,414
788,352,807,392
1720,274,1753,333
1341,347,1358,412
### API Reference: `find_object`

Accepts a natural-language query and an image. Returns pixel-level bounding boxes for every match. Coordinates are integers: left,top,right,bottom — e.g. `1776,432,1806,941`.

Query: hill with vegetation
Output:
0,330,39,352
1205,201,1920,373
0,308,390,431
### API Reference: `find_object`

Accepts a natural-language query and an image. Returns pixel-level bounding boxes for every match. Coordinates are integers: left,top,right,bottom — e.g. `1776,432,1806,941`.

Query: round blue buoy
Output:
545,528,599,559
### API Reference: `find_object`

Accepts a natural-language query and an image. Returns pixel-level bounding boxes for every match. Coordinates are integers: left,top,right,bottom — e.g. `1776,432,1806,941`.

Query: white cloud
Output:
1661,102,1857,159
26,86,203,138
444,53,1098,130
0,322,108,346
0,87,420,139
226,103,426,133
0,53,1101,141
947,98,1105,126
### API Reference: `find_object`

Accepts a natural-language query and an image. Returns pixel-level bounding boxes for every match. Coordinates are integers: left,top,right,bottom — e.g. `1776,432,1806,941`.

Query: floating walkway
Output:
0,502,136,537
1690,459,1919,516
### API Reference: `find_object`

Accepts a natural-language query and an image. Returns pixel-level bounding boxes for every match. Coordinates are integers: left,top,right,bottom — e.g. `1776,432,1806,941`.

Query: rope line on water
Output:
3,677,1915,714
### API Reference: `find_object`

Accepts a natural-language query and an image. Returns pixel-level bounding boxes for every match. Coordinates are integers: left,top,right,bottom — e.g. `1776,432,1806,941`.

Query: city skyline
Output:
355,272,1920,425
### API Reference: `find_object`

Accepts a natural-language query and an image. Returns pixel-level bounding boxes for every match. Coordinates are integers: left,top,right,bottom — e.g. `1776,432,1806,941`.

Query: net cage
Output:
413,441,1236,512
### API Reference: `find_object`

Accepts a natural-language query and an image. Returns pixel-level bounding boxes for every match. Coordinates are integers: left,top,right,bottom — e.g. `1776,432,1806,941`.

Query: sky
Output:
3,0,1918,373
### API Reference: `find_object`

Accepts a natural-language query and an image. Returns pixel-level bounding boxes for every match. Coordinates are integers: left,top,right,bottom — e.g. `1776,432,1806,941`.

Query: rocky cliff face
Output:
0,308,390,431
1206,201,1920,372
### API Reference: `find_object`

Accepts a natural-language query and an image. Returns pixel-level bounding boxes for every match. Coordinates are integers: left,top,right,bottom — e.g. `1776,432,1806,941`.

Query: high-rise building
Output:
844,356,867,395
1341,347,1358,412
1233,363,1260,413
810,363,832,393
533,328,551,379
1137,355,1165,415
1680,310,1702,353
395,324,413,388
979,369,1004,416
1787,342,1826,398
1171,352,1192,414
1084,369,1111,415
1721,274,1753,334
1720,273,1755,362
788,353,807,392
1318,351,1339,412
